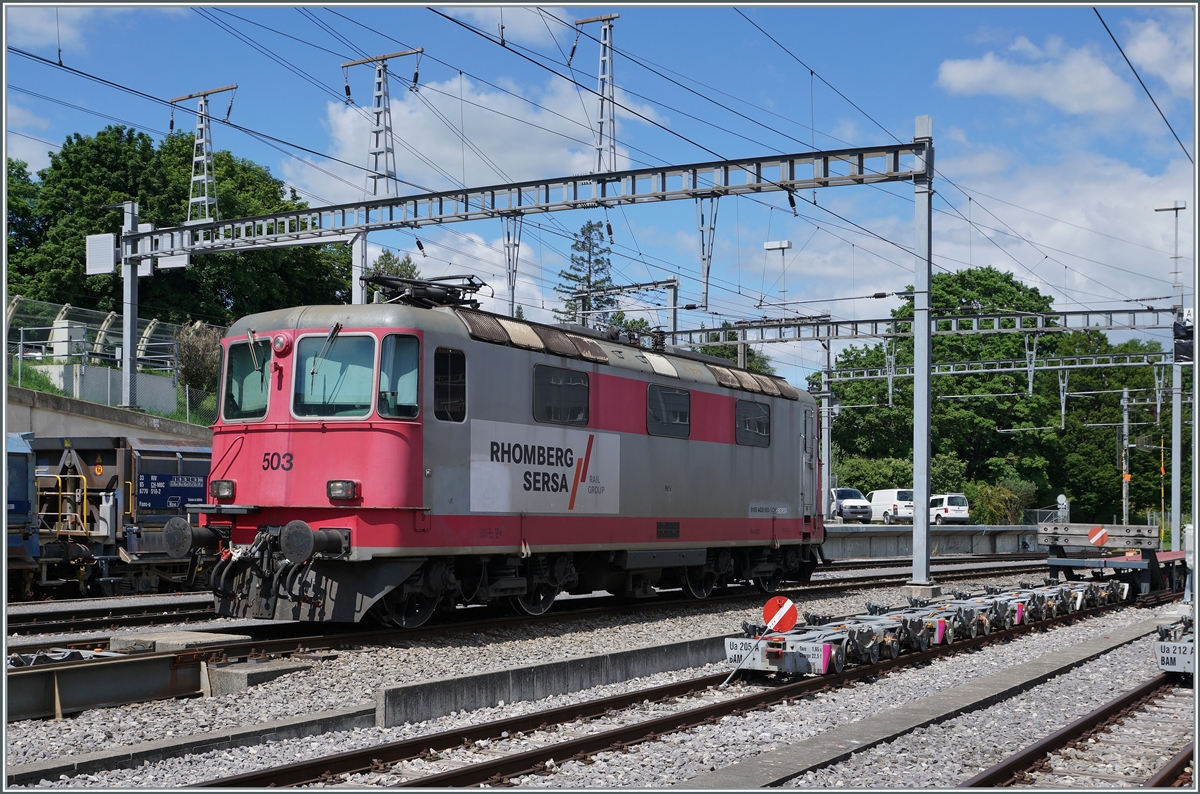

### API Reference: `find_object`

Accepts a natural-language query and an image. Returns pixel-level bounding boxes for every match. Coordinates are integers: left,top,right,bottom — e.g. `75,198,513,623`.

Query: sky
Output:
4,3,1196,386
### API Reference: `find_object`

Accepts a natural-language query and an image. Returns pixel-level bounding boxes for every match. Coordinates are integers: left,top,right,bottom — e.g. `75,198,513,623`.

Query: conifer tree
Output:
554,220,617,327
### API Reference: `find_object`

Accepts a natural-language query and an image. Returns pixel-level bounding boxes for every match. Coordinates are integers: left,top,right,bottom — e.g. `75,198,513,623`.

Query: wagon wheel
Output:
914,629,930,652
943,624,956,645
390,592,440,629
862,641,880,665
883,638,900,660
681,566,717,599
510,583,559,616
967,619,979,639
831,642,846,674
752,569,785,594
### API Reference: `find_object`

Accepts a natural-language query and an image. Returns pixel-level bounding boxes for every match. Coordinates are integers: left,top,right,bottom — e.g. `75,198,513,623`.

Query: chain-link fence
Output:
6,297,223,428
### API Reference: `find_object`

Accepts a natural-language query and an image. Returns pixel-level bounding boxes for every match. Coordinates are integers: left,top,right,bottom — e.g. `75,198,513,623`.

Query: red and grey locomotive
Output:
167,276,825,627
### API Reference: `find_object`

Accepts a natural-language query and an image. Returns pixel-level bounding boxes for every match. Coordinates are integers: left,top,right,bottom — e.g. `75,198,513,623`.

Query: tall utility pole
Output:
1122,387,1131,526
342,49,423,305
1157,199,1187,551
169,85,237,225
575,14,619,174
909,115,936,595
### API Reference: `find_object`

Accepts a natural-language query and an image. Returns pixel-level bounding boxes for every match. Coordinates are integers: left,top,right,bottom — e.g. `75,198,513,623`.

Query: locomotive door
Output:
800,408,816,518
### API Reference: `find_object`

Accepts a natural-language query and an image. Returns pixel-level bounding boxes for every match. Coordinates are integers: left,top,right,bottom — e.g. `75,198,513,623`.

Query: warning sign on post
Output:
1088,526,1110,546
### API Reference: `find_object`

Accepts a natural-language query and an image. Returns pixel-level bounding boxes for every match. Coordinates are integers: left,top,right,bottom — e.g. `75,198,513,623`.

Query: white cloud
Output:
937,43,1138,115
1008,36,1041,59
282,73,644,205
1123,16,1195,98
6,132,57,173
5,7,187,53
444,6,571,48
7,102,51,131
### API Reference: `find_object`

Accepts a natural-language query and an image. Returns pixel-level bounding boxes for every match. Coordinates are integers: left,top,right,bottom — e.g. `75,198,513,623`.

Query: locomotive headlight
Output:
272,334,291,354
210,480,235,499
327,480,358,500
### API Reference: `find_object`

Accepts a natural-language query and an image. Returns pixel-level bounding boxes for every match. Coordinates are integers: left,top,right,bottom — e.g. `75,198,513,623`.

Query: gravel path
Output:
6,575,1031,770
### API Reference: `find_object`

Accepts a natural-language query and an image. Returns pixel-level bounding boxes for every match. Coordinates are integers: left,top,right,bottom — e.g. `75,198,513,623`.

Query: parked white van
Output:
929,493,970,524
866,488,915,524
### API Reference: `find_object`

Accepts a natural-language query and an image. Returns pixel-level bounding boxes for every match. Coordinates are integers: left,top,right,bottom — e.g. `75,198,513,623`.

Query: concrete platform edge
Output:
5,703,374,786
376,632,729,728
678,617,1161,789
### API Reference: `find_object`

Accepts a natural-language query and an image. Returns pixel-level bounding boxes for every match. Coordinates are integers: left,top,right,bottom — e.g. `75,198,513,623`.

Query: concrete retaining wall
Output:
823,524,1046,559
377,633,728,728
5,386,211,442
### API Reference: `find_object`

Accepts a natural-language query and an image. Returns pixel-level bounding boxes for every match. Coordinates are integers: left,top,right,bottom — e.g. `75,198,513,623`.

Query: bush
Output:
7,360,65,395
177,322,222,393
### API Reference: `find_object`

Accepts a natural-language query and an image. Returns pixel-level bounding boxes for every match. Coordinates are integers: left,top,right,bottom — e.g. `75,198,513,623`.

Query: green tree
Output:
930,452,967,493
7,159,44,271
364,249,419,301
554,220,617,327
514,305,525,320
822,266,1190,523
6,127,351,325
834,456,913,494
695,322,775,374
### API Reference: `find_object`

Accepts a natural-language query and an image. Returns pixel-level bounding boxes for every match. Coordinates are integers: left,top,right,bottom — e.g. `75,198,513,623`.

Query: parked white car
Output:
929,493,970,524
829,488,872,523
866,488,915,524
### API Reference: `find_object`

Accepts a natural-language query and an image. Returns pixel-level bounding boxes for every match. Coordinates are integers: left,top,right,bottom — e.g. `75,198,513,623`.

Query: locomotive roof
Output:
227,304,810,403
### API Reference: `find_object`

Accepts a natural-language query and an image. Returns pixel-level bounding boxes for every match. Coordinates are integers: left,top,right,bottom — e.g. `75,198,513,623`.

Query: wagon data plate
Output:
1156,640,1194,673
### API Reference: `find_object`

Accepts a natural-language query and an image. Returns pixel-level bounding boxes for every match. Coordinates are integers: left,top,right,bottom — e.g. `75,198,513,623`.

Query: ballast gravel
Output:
505,606,1175,789
12,600,1172,788
6,575,1030,771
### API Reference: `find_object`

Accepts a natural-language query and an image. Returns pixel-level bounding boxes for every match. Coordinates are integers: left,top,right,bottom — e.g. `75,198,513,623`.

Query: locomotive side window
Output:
533,365,589,426
647,384,690,438
434,347,466,422
222,340,273,421
379,335,420,418
735,400,770,447
294,334,376,418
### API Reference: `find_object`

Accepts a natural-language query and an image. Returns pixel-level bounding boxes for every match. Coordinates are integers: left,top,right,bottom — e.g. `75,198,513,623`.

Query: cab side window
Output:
735,400,770,447
533,365,589,426
434,348,466,422
647,384,690,438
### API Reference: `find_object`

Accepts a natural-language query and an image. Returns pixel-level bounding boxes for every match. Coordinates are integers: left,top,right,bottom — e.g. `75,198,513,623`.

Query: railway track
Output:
963,673,1195,787
6,560,1053,721
190,598,1124,788
5,603,217,636
7,558,1049,652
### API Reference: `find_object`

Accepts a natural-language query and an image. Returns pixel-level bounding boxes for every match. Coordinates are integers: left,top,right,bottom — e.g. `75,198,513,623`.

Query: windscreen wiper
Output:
245,328,265,384
309,322,343,393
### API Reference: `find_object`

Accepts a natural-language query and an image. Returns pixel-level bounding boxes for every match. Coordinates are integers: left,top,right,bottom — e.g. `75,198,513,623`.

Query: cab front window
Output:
379,335,420,418
222,339,273,421
293,333,376,418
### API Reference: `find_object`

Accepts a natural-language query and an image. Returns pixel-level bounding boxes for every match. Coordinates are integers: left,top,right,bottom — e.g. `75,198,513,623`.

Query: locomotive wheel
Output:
681,566,717,599
511,584,558,616
753,569,785,594
391,593,439,629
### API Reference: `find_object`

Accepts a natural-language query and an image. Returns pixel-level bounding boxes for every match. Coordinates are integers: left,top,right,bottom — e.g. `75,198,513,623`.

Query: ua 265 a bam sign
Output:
470,419,619,514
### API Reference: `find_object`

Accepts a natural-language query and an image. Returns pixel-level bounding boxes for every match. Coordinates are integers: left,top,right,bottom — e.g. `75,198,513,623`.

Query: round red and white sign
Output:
1088,525,1109,546
762,596,798,633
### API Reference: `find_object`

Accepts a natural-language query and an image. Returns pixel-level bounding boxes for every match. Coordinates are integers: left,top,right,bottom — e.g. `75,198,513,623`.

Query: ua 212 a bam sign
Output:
470,419,619,514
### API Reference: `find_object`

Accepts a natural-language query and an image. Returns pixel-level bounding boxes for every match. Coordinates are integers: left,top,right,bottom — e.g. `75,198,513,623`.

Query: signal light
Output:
210,480,235,500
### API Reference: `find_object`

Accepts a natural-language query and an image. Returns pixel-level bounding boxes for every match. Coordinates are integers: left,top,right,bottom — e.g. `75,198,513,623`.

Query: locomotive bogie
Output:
193,303,824,625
